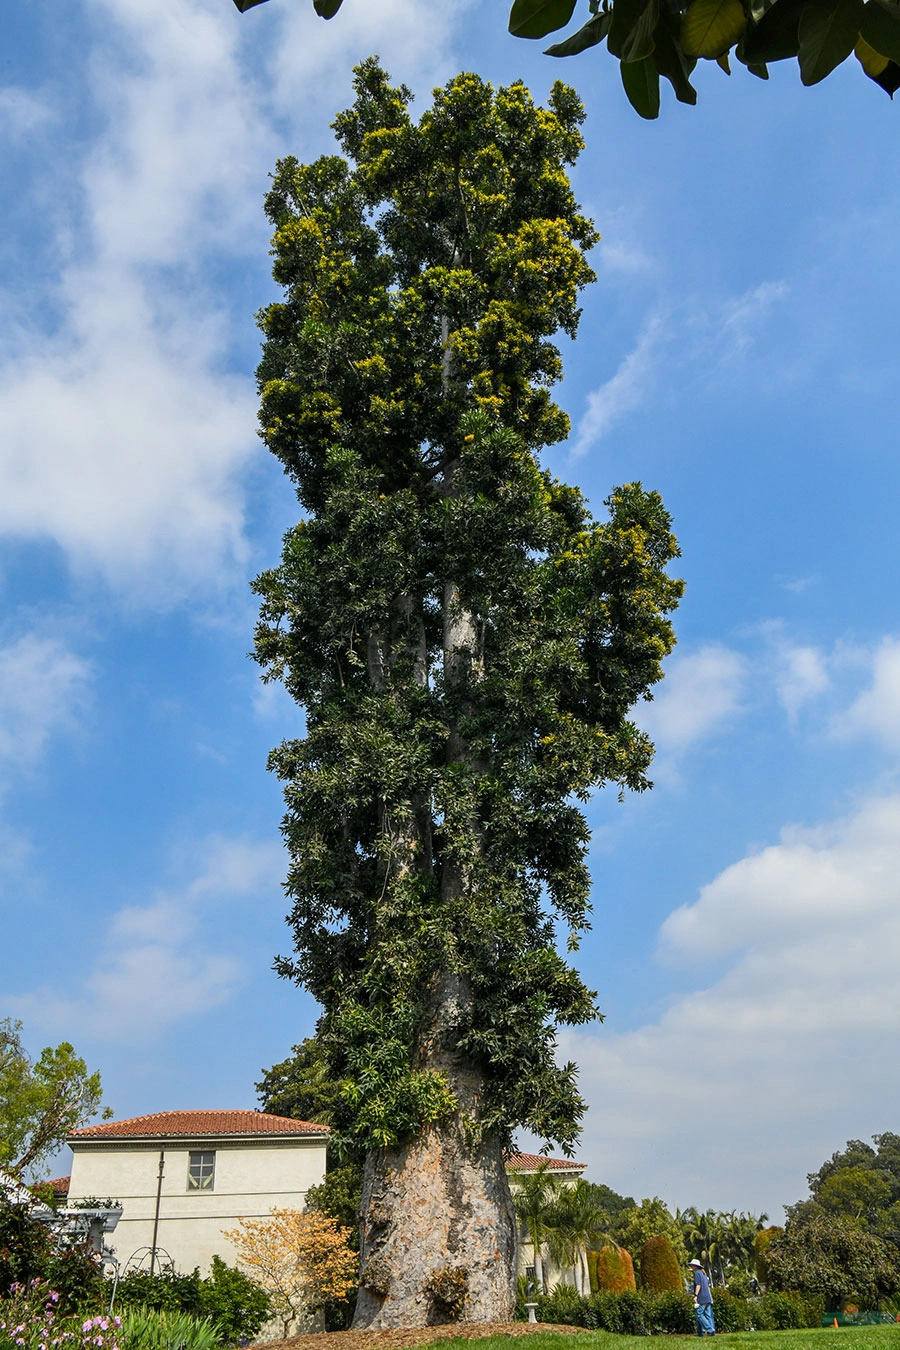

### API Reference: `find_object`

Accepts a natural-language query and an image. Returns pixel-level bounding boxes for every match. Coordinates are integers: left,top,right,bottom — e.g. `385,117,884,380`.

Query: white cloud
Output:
570,280,786,457
570,312,667,457
718,281,789,357
568,793,900,1215
0,0,467,602
0,87,52,141
0,634,92,776
839,637,900,748
638,644,746,754
773,641,829,719
8,835,284,1040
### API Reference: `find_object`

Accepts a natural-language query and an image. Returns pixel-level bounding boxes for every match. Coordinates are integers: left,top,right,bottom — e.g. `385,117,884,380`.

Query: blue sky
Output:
2,0,900,1223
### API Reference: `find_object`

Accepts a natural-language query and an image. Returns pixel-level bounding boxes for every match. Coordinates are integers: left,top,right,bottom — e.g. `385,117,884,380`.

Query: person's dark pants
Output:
696,1303,716,1336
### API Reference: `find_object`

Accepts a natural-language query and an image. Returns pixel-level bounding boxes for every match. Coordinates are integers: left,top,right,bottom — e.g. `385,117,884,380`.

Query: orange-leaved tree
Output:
225,1207,358,1337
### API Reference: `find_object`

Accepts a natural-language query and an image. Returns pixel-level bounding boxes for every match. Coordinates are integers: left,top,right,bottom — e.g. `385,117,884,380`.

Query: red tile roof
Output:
69,1110,329,1141
505,1151,587,1173
48,1176,70,1195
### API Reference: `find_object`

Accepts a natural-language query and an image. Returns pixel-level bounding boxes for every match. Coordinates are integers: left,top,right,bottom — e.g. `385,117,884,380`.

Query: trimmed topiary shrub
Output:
639,1235,682,1292
755,1225,784,1287
590,1244,636,1293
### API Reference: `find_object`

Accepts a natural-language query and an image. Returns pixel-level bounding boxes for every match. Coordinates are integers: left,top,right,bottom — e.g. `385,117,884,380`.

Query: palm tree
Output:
545,1180,615,1296
512,1163,557,1294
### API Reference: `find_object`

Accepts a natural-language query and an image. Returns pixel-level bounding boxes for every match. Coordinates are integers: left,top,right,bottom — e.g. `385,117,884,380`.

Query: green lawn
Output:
418,1330,900,1350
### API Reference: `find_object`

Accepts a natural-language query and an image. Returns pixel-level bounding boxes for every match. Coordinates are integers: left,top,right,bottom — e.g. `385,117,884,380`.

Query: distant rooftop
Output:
69,1110,329,1141
505,1151,587,1173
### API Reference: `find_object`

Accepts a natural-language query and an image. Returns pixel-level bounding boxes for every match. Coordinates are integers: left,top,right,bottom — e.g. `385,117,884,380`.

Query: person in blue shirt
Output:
690,1259,716,1336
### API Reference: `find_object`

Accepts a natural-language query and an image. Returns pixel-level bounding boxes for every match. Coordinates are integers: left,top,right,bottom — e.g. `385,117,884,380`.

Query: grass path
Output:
258,1324,900,1350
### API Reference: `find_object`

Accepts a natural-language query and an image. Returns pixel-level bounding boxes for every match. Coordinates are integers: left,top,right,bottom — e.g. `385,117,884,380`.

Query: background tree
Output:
786,1131,900,1255
0,1019,110,1178
253,58,681,1328
224,1208,357,1338
255,1035,345,1126
235,0,900,120
614,1198,689,1270
766,1213,900,1311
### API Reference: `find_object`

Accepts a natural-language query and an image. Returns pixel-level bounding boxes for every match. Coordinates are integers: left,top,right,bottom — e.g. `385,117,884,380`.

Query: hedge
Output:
534,1282,823,1333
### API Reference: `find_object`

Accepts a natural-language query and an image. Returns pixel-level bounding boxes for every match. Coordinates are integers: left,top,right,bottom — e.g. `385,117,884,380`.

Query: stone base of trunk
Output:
353,1121,516,1329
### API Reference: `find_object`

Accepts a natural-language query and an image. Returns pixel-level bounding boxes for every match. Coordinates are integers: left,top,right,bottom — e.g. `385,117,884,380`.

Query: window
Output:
187,1151,215,1190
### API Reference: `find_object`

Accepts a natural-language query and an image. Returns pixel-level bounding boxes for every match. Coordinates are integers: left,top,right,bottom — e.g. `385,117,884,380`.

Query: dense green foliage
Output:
639,1235,682,1291
680,1207,769,1285
590,1245,636,1292
234,0,900,119
787,1132,900,1252
0,1202,103,1310
533,1282,823,1331
0,1019,108,1176
116,1306,219,1350
255,1034,345,1126
253,59,681,1159
613,1198,689,1268
113,1257,272,1341
767,1214,900,1311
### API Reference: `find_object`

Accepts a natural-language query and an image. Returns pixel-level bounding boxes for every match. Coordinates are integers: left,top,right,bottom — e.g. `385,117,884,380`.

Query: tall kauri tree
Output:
253,59,682,1328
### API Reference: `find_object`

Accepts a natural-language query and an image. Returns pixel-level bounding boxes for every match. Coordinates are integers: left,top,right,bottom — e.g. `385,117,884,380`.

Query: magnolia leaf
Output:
717,47,733,65
681,0,747,57
855,36,900,86
620,52,662,114
545,10,613,52
653,24,700,99
233,0,270,11
855,30,891,66
609,0,660,58
798,0,864,83
509,0,578,38
740,0,804,60
314,0,344,13
748,56,771,70
860,0,900,60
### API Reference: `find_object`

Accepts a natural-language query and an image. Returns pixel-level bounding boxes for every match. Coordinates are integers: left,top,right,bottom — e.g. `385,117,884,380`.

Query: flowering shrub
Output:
0,1280,121,1350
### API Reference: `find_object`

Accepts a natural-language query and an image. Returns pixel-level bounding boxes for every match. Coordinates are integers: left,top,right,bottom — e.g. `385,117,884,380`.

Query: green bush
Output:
647,1289,694,1333
114,1257,270,1342
537,1282,587,1326
708,1288,754,1332
0,1201,104,1312
530,1283,822,1335
639,1235,682,1292
754,1289,824,1329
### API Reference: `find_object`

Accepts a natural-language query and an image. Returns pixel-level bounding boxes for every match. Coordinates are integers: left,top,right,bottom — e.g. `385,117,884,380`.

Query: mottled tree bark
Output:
354,973,517,1327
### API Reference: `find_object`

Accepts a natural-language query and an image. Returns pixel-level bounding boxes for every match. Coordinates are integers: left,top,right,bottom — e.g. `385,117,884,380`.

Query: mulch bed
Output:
258,1323,585,1350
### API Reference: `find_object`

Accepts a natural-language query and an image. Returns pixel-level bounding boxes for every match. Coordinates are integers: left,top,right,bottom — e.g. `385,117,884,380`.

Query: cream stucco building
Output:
67,1110,329,1277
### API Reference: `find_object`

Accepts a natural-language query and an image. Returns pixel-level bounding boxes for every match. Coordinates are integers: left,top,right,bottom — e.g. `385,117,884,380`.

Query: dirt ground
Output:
257,1323,584,1350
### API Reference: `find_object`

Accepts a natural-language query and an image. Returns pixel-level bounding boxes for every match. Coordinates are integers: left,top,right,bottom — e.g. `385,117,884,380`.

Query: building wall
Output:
68,1137,328,1277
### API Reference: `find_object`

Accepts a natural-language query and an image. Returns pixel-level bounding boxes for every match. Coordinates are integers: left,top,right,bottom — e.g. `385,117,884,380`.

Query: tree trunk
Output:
354,975,516,1328
354,1113,516,1328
